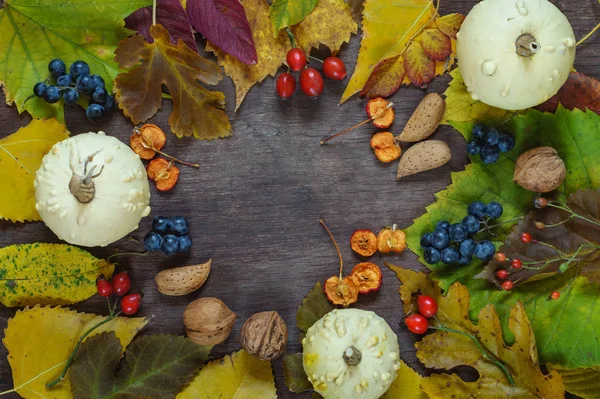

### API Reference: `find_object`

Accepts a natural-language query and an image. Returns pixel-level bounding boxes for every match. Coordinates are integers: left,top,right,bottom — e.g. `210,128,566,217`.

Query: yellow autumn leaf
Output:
341,0,436,103
381,360,429,398
0,119,69,222
177,349,276,399
0,243,114,307
2,306,149,399
550,366,600,399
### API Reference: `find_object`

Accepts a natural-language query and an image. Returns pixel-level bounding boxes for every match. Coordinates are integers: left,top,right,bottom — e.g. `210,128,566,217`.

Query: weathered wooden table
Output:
1,0,598,397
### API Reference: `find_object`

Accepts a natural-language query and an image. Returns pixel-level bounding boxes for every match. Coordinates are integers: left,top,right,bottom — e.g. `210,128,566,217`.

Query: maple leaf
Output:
0,243,114,307
270,0,318,37
536,72,600,115
114,24,231,140
388,264,565,398
70,332,210,399
2,306,149,399
0,0,150,122
125,0,197,53
0,119,69,222
177,350,277,399
187,0,257,64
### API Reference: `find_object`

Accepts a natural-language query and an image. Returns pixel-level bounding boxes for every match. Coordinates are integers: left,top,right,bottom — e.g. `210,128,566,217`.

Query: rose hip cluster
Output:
96,271,142,315
405,295,438,334
276,47,346,99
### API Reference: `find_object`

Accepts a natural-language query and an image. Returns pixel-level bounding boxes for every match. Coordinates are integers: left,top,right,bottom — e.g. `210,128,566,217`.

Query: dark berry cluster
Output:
421,201,504,265
144,216,192,255
466,123,515,164
276,48,346,99
33,59,115,121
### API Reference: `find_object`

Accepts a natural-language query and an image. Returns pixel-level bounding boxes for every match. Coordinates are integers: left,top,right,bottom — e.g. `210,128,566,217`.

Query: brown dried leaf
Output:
421,29,451,61
360,55,405,99
536,72,600,115
436,13,465,38
114,24,231,140
404,41,435,88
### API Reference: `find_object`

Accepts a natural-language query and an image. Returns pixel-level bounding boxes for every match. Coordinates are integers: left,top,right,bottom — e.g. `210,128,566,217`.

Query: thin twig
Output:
577,22,600,46
152,0,157,26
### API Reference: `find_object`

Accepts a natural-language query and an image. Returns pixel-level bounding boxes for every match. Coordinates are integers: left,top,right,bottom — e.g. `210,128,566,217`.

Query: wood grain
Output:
0,0,598,397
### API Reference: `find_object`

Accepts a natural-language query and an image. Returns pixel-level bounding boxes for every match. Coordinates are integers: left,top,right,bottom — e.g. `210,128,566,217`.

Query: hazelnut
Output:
183,297,237,346
513,146,566,193
240,311,288,360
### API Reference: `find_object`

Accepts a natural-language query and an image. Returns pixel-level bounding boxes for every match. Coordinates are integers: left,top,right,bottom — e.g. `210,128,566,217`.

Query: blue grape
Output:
485,202,503,219
63,88,79,105
449,223,468,242
92,86,107,104
475,240,495,261
161,234,180,255
86,104,105,121
466,140,481,156
178,236,192,252
431,229,450,250
420,233,433,248
457,254,472,265
436,221,451,231
76,74,96,94
497,133,515,153
69,60,90,80
91,74,105,89
441,247,460,264
48,59,66,78
56,74,72,87
483,128,500,146
462,215,480,235
33,82,47,97
153,216,171,234
144,232,163,251
43,86,61,103
472,123,486,140
468,201,486,219
459,238,477,257
424,247,441,264
170,216,189,236
103,95,115,111
480,145,500,164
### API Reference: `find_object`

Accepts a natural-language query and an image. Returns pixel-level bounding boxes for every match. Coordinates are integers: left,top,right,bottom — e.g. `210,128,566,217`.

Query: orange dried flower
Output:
350,262,383,294
324,275,359,307
130,124,167,160
350,229,378,257
370,132,402,163
146,158,179,191
366,98,394,128
377,225,407,254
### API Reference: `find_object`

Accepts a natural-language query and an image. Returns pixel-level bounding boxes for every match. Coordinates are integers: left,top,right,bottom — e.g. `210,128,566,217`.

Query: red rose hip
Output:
417,295,438,318
111,271,131,296
120,293,142,315
96,275,113,297
405,314,429,334
300,67,324,97
276,72,296,98
286,48,306,71
322,57,347,80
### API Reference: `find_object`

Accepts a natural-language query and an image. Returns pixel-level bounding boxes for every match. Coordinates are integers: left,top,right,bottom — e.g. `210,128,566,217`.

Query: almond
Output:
397,140,452,180
395,92,445,142
155,259,211,296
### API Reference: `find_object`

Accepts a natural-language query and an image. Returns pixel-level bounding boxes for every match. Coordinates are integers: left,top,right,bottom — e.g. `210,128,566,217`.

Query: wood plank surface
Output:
1,0,598,397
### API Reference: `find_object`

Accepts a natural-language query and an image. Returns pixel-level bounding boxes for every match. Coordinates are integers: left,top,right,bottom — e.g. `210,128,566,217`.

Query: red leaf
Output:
421,29,451,61
436,13,465,39
404,41,435,88
360,55,405,99
536,72,600,115
187,0,258,65
125,0,197,53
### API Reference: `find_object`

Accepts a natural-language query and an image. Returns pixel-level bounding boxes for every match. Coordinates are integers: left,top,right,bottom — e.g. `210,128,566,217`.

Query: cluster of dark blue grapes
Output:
421,201,503,265
144,216,192,255
33,59,115,121
466,123,515,164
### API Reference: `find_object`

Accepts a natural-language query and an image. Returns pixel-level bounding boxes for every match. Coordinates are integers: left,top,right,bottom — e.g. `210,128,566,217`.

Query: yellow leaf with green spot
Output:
0,243,114,307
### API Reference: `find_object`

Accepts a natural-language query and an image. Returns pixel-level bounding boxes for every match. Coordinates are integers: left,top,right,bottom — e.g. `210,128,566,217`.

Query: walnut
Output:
513,146,566,193
183,297,237,346
240,311,288,360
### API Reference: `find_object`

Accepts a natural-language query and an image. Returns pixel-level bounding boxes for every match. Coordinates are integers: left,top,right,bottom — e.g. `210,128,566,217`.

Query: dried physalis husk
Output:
240,311,288,360
130,124,167,160
370,132,402,163
324,275,359,307
146,158,180,191
513,146,566,193
155,259,211,296
350,229,378,257
183,297,237,346
377,225,407,254
350,262,383,294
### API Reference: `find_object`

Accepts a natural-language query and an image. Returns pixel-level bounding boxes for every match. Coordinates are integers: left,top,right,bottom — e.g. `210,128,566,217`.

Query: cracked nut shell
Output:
513,146,566,193
183,297,237,346
240,311,288,360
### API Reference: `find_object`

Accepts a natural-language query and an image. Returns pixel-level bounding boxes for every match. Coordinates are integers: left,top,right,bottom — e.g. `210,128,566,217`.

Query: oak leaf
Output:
0,0,150,122
388,264,565,398
70,332,210,399
2,306,149,399
0,119,69,222
536,72,600,115
0,243,114,307
177,350,276,399
114,24,232,140
270,0,318,37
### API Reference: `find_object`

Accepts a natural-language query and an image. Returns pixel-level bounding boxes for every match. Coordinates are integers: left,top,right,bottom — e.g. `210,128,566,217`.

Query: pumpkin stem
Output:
69,150,104,204
515,34,540,57
343,346,362,366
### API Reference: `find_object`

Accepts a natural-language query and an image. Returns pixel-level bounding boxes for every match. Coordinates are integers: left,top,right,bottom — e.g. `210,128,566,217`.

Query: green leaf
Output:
551,366,600,399
0,0,150,121
296,282,335,335
269,0,318,37
70,332,210,399
283,353,312,393
0,243,114,307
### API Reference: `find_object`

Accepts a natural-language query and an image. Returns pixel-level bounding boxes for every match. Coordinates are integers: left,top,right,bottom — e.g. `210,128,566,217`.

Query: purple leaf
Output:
187,0,258,65
125,0,197,53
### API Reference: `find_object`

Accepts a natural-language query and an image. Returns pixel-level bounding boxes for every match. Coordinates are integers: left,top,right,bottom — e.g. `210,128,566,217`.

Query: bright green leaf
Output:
269,0,318,37
0,0,150,121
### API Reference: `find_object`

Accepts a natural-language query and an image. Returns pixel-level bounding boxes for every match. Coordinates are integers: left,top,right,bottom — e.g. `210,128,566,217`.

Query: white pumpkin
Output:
35,132,151,247
457,0,576,110
302,308,401,399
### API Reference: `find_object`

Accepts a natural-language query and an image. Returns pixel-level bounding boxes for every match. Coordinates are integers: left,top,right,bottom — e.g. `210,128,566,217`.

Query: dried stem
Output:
152,0,157,26
577,22,600,46
320,219,343,279
320,102,393,145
